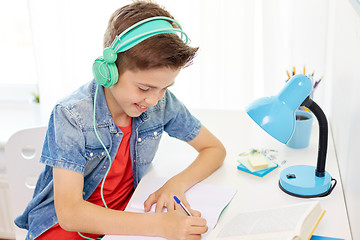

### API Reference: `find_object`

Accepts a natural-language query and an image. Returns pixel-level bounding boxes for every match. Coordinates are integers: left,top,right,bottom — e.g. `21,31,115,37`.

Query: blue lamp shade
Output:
246,74,313,144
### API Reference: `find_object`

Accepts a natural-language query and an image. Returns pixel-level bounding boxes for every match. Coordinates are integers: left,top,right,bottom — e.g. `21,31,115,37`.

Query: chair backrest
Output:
5,126,47,240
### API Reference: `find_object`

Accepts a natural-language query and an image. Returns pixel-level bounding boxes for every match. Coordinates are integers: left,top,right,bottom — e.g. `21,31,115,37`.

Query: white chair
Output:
5,126,47,240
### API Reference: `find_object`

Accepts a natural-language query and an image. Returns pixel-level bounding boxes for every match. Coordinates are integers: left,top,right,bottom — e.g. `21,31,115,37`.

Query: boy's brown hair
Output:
103,1,198,75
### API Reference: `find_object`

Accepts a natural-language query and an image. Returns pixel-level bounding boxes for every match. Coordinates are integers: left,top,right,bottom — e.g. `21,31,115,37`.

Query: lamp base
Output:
279,165,333,198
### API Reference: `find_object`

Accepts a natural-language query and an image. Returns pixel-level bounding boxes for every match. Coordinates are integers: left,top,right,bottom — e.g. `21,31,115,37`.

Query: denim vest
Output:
14,80,201,240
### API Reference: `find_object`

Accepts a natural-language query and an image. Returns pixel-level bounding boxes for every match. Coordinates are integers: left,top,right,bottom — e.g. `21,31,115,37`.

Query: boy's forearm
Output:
168,145,226,192
166,124,226,192
58,200,163,236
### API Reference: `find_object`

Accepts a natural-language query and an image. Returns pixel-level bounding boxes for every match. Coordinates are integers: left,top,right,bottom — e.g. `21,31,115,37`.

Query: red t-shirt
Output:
37,121,134,240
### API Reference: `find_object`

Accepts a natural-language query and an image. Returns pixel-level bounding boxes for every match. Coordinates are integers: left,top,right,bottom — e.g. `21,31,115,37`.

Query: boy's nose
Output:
145,95,159,106
145,90,166,106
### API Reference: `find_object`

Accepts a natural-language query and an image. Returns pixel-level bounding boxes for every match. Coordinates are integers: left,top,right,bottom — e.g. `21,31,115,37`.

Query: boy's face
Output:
105,67,180,122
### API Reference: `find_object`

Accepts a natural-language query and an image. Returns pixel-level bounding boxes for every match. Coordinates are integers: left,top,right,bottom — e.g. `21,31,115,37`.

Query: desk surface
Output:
1,106,351,239
143,109,352,240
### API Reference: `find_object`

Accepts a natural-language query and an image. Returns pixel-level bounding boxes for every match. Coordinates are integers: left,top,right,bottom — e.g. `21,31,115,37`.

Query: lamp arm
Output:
301,97,328,177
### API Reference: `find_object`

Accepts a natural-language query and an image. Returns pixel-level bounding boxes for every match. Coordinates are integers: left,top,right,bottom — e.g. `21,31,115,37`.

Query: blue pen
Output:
173,196,192,216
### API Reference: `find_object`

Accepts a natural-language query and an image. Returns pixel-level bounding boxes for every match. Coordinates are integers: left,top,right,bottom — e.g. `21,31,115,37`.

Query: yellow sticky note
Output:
248,154,269,170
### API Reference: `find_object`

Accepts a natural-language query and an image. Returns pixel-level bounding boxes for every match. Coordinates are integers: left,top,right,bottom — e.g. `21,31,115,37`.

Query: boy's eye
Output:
139,87,150,92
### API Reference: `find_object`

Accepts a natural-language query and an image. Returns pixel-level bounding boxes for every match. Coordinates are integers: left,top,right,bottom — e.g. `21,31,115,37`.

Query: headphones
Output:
92,16,189,87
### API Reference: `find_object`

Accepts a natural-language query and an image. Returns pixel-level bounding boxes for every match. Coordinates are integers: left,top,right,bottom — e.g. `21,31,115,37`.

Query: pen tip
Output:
173,196,180,204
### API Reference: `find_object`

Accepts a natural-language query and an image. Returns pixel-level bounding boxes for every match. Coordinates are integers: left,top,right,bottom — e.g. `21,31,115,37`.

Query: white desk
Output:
139,109,352,240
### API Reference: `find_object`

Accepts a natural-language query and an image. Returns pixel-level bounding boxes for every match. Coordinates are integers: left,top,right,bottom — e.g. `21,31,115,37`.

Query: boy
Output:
15,1,226,240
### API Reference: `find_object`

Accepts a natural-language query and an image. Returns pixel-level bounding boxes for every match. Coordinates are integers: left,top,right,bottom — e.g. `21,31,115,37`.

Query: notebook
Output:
103,175,237,240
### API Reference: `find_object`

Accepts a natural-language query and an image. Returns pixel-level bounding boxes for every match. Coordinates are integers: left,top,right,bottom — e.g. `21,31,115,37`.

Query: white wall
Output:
327,0,360,239
30,0,331,117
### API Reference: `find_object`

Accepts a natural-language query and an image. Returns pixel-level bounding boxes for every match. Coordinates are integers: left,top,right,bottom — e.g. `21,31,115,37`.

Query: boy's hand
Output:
144,181,190,213
160,209,208,240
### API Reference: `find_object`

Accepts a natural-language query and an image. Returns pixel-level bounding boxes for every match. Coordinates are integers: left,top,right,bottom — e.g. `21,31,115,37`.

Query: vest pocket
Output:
84,148,107,176
136,125,163,165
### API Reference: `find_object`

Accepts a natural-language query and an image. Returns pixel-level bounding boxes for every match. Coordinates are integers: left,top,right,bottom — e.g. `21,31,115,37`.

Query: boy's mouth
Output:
135,103,148,113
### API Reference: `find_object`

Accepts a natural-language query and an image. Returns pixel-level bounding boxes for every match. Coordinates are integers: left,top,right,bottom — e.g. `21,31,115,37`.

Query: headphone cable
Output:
78,84,112,240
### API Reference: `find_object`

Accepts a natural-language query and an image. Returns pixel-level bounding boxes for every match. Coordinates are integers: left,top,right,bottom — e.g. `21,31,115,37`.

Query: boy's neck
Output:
114,115,132,128
103,86,131,127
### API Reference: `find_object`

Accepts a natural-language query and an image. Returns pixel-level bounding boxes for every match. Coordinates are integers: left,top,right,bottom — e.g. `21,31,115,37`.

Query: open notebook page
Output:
103,175,236,240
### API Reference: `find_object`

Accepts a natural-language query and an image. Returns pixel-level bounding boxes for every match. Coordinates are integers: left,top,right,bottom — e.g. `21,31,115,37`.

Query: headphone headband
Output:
112,16,189,52
92,16,189,87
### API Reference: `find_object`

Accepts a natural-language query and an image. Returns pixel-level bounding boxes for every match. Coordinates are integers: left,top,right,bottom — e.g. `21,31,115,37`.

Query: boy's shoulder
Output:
52,80,105,130
57,80,95,108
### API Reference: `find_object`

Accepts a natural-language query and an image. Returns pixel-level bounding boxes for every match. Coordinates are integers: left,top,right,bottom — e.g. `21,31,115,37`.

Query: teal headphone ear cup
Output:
92,58,119,87
106,62,119,87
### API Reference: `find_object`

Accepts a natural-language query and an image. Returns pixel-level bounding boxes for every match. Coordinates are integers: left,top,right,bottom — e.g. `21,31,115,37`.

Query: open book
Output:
207,201,325,240
103,175,237,240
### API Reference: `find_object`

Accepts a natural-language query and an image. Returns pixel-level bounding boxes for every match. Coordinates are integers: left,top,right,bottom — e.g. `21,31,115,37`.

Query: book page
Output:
208,201,321,240
299,202,325,240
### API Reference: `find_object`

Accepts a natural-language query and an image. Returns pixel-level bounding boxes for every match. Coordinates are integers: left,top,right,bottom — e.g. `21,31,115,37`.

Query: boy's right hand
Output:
160,209,208,240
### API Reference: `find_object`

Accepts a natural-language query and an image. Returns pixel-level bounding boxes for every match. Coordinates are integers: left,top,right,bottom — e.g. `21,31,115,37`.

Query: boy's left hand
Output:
143,182,192,214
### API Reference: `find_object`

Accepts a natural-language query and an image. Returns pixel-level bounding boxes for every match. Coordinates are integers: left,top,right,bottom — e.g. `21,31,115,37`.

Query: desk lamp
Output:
246,74,336,198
